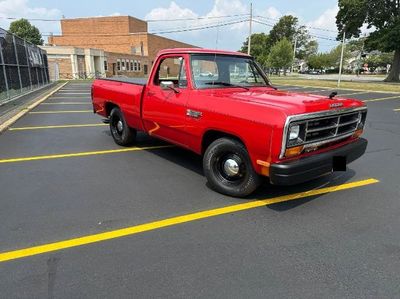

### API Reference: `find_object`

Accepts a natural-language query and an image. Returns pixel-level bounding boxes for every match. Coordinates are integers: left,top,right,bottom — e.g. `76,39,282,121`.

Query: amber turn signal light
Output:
285,145,304,158
353,129,363,138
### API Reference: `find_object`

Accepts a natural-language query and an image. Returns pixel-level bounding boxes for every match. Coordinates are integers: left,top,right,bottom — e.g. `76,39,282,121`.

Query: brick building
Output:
46,16,196,78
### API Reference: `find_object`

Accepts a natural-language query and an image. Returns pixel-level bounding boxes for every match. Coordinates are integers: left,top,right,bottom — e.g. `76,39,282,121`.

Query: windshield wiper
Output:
204,82,249,91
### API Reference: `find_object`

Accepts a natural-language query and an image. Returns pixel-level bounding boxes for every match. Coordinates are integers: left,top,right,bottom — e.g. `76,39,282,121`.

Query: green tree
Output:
365,52,394,69
336,0,400,82
240,15,317,66
240,33,269,66
307,53,333,69
267,15,299,47
267,38,294,75
267,15,318,61
8,18,43,45
329,44,352,68
298,39,319,60
347,37,366,52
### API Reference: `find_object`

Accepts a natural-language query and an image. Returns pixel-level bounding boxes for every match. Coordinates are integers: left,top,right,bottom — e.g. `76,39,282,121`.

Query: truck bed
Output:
97,77,147,85
92,78,146,130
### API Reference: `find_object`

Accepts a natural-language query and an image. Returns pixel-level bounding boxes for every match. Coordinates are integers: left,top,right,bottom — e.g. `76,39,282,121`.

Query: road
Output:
0,82,399,298
296,73,388,82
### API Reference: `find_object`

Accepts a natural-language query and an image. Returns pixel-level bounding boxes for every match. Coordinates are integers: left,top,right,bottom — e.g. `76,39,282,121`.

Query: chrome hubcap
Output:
223,158,240,177
117,120,124,132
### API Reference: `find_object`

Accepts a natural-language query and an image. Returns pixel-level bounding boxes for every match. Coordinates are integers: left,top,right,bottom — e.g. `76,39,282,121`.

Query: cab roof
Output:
156,48,251,57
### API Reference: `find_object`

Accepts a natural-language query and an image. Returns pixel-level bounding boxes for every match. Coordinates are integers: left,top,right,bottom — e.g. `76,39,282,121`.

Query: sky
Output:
0,0,343,52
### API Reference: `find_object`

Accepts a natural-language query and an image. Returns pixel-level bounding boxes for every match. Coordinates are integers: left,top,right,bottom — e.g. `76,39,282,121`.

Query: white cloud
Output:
146,1,198,21
307,6,338,33
0,0,62,37
145,1,279,49
259,6,282,21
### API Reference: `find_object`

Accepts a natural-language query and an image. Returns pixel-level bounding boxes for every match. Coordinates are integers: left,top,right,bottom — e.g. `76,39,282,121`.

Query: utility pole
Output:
247,3,252,55
291,36,297,73
337,30,346,87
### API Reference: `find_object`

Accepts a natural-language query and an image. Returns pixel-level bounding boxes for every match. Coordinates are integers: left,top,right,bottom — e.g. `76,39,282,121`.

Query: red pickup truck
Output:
92,48,367,197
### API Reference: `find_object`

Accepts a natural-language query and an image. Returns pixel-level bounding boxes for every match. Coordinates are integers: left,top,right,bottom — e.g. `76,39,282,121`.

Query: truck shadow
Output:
256,170,356,211
137,134,356,211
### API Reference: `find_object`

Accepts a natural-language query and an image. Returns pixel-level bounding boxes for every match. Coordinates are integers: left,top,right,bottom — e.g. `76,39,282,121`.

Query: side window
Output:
154,57,187,88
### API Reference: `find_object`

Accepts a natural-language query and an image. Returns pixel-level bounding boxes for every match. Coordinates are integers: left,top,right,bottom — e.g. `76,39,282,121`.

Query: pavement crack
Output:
47,256,60,299
366,148,392,154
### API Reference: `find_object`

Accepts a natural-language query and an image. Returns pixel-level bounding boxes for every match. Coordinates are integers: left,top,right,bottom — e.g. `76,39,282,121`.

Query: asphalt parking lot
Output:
0,81,399,298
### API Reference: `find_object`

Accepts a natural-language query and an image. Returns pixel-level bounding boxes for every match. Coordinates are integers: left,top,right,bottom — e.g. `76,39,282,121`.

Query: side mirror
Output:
160,81,175,90
160,81,180,93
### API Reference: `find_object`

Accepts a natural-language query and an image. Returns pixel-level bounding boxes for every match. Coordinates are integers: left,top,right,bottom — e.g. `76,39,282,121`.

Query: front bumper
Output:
269,138,368,185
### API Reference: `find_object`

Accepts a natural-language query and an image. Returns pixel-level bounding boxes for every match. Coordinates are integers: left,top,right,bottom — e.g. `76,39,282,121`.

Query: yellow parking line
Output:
41,102,89,105
29,110,92,114
394,108,400,112
0,145,173,164
0,178,379,263
9,124,107,131
364,95,400,102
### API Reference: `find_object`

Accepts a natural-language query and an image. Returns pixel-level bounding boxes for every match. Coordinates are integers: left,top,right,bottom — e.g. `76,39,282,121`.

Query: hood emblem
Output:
330,102,343,108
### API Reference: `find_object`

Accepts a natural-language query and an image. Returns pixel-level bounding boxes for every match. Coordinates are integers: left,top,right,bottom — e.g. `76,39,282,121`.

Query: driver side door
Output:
142,55,191,148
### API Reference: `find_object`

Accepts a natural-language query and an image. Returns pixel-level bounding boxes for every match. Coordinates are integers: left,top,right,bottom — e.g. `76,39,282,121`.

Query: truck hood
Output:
209,87,364,115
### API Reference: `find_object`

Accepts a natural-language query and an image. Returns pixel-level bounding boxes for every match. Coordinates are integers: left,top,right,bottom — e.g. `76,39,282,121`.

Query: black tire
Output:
109,107,136,146
203,138,262,197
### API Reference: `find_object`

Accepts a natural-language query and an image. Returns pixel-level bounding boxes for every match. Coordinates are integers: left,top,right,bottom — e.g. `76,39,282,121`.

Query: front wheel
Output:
203,138,262,197
109,107,136,146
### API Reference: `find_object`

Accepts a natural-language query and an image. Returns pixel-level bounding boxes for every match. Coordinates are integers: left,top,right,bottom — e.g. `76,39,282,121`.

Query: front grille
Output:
281,107,368,158
304,111,360,143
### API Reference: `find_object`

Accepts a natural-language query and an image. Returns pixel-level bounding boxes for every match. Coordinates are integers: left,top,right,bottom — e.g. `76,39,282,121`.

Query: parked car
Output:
92,48,368,197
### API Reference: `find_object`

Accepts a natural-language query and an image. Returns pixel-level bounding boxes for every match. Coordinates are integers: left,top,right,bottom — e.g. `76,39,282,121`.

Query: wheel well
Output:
201,130,245,154
105,102,119,117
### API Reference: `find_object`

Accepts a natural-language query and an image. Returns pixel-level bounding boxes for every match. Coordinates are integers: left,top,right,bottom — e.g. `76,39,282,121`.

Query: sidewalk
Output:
0,83,66,132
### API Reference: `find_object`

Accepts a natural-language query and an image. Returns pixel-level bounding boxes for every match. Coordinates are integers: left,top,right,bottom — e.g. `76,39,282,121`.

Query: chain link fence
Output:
0,27,50,106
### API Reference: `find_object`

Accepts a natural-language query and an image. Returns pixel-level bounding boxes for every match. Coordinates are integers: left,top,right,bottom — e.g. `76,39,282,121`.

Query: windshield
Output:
190,54,271,89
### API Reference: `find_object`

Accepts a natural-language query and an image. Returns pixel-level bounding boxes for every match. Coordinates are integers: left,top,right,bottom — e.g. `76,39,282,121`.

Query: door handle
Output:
186,109,202,119
147,91,155,96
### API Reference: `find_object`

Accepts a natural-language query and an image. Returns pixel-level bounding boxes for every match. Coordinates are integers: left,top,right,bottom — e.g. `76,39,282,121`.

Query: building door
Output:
112,63,116,75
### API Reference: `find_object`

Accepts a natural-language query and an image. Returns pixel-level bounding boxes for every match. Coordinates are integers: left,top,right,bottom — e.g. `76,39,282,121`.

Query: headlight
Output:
289,125,300,140
287,123,306,148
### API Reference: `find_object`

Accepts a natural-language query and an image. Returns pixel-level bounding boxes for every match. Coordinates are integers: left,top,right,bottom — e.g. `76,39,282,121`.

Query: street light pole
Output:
247,3,252,55
337,30,346,87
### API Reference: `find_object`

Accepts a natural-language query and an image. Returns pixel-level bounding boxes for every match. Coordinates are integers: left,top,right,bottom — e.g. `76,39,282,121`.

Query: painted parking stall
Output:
1,81,400,298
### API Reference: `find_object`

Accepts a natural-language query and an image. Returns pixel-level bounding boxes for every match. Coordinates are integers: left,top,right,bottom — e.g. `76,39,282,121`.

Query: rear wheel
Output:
109,107,136,146
203,138,262,197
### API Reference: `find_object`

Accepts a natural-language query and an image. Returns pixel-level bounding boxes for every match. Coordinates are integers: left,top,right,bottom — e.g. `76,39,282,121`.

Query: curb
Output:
0,82,69,133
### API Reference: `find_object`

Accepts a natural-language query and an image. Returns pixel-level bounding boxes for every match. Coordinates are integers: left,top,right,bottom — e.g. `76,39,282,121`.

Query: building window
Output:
134,61,138,72
144,64,148,75
138,61,141,71
130,60,133,71
104,59,108,71
121,59,125,71
117,59,121,71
